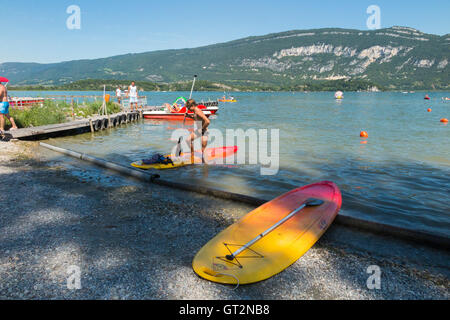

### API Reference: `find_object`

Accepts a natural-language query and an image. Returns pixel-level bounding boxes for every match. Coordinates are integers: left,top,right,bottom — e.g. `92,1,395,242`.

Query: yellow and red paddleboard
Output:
192,181,342,285
131,146,238,170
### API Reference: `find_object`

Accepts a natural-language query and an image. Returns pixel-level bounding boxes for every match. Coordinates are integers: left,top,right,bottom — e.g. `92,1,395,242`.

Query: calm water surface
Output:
16,91,449,237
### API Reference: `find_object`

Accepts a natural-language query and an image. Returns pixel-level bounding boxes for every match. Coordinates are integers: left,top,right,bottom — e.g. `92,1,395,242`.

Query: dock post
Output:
89,119,94,133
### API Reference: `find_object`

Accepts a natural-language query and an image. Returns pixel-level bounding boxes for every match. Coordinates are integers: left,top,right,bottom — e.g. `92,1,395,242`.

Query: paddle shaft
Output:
189,75,197,99
178,75,197,158
226,198,324,261
176,77,196,156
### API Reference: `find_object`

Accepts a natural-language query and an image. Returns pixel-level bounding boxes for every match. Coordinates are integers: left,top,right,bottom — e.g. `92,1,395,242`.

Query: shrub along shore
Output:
9,99,121,129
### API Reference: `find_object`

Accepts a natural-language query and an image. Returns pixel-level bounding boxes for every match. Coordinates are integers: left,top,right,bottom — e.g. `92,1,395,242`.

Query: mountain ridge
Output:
1,26,448,90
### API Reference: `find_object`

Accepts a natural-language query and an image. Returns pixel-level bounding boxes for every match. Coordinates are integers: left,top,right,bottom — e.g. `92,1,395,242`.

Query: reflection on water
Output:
40,91,449,237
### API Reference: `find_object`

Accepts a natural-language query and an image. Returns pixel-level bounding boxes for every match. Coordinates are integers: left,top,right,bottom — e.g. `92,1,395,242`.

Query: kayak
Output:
131,146,238,170
218,99,237,103
192,181,342,285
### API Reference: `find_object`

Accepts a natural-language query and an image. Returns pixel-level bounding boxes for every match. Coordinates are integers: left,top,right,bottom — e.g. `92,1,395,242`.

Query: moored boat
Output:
173,97,219,114
9,97,45,107
143,108,212,120
334,91,344,100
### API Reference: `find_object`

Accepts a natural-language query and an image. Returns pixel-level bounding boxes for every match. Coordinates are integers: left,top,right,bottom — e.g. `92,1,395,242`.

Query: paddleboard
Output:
131,146,238,170
192,181,342,285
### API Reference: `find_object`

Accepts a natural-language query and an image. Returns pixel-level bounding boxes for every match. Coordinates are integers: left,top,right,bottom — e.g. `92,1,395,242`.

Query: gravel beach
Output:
0,140,448,300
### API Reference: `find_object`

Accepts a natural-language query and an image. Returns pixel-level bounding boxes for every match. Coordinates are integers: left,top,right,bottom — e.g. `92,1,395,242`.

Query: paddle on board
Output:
225,198,324,262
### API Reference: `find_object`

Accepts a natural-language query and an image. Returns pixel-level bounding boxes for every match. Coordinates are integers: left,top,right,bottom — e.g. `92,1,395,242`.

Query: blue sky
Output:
2,0,449,63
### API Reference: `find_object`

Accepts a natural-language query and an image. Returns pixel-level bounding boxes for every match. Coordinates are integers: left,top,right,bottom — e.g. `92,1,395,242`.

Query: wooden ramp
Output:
4,111,142,140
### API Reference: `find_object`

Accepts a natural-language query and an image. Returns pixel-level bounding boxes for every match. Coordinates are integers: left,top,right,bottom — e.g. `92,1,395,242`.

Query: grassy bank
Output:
9,99,121,128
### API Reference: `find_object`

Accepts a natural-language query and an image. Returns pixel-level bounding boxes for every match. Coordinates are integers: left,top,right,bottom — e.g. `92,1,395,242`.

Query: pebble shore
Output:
0,141,448,299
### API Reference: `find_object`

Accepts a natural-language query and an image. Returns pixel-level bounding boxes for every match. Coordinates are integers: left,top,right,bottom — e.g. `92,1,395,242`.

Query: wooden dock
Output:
3,111,142,140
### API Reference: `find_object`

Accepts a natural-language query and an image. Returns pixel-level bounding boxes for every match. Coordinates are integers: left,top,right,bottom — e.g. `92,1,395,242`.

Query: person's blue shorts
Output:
0,102,10,115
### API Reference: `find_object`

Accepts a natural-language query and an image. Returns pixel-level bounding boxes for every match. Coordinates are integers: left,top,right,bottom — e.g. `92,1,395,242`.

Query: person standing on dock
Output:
116,86,122,105
127,81,138,112
0,81,18,133
184,99,210,163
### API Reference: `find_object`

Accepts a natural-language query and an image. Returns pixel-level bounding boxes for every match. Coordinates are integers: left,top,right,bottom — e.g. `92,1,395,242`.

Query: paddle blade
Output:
175,137,182,157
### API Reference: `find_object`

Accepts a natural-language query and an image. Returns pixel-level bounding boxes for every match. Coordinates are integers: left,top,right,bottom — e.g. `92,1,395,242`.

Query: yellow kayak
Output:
131,146,238,170
131,158,193,170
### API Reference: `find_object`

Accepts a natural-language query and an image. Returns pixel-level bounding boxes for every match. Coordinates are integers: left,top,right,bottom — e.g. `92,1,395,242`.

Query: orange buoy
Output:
105,94,111,103
440,118,449,123
427,108,432,112
360,131,368,138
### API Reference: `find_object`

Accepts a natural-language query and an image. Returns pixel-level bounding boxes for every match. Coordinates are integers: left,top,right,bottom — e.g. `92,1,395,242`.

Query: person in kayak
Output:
0,81,18,133
184,99,210,163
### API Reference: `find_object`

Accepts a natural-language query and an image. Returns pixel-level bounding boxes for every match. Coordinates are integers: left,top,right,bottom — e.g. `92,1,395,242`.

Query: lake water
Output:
13,90,450,237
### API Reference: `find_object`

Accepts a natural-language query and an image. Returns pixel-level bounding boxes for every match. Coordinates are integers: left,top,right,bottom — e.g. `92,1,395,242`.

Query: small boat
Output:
334,91,344,100
9,97,45,107
143,107,212,120
173,97,219,114
218,92,237,103
143,96,218,120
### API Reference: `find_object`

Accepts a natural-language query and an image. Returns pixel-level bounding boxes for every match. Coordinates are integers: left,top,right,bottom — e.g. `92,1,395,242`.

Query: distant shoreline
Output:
8,89,450,93
7,79,449,93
